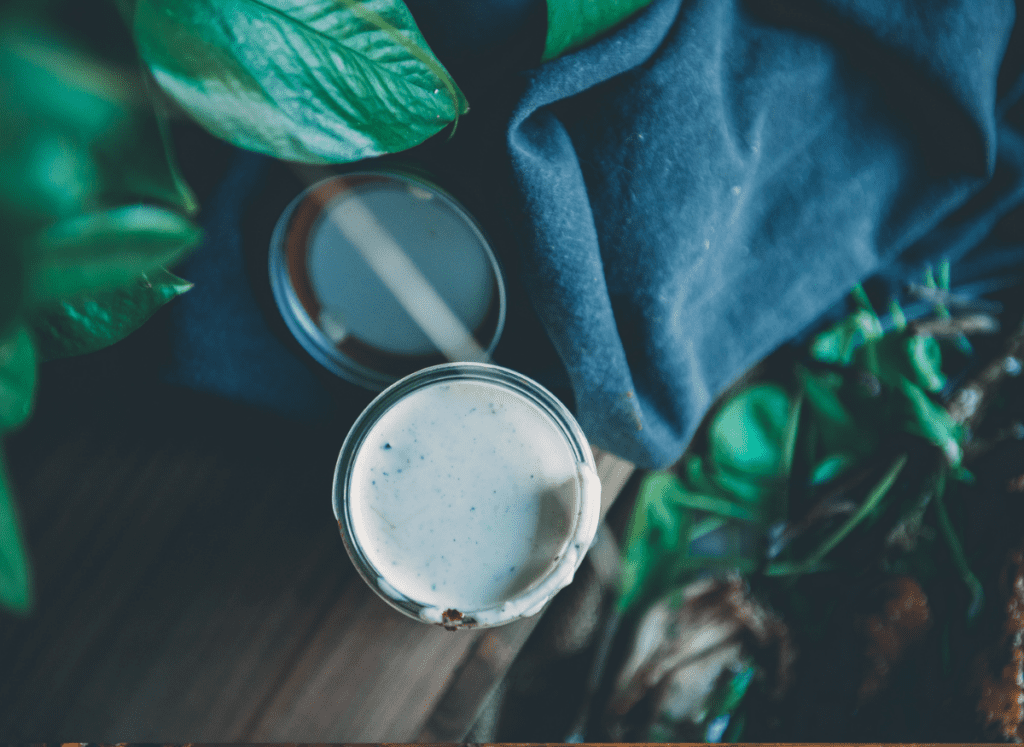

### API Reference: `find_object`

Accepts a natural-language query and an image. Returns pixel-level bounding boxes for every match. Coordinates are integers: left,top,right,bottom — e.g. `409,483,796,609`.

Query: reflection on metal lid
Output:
270,170,506,391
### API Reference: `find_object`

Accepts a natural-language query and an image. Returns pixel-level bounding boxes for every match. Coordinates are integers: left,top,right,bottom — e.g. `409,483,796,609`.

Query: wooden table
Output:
0,351,634,741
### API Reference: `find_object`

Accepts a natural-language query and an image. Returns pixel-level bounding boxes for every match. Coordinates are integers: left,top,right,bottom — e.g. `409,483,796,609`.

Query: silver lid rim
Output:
269,170,507,391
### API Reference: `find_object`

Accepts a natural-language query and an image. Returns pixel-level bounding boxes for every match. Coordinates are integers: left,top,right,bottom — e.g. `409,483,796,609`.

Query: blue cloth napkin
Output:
162,0,1024,469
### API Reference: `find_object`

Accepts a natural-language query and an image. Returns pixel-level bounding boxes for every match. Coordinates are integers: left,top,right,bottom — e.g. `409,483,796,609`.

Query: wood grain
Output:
0,359,635,741
416,448,635,742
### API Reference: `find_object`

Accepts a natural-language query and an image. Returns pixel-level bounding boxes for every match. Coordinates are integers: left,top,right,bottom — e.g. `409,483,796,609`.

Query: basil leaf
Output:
0,325,37,432
29,268,192,361
132,0,468,164
0,453,32,614
25,205,202,304
543,0,654,61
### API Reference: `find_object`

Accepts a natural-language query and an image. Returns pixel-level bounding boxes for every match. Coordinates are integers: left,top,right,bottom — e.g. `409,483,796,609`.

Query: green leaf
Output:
709,466,774,504
0,30,116,228
704,663,756,724
763,559,834,576
810,309,884,366
0,242,23,341
688,516,728,543
796,366,876,458
905,335,946,393
25,205,202,303
682,454,726,497
803,453,907,566
0,452,32,614
0,21,201,272
708,383,792,483
97,68,199,214
543,0,654,61
29,268,192,361
898,378,962,466
132,0,469,164
668,489,760,523
810,452,856,486
723,710,747,743
889,300,907,332
0,325,37,432
933,479,983,621
618,471,690,613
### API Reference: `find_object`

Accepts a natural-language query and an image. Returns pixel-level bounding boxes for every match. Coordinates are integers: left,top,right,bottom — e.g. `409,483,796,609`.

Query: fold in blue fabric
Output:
162,0,1024,469
502,0,1023,467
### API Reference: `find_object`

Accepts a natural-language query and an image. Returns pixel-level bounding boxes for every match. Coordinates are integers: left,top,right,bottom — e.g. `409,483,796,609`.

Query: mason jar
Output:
333,362,601,629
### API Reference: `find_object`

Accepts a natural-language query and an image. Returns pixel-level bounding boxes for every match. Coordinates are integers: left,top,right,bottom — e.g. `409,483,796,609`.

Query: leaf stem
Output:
933,478,984,621
688,516,727,542
800,453,908,567
672,493,759,523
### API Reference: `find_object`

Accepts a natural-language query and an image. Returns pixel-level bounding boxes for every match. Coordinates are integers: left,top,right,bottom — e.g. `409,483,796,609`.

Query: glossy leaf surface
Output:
708,384,792,485
133,0,468,163
0,325,37,432
618,471,690,613
30,268,193,361
25,205,202,304
543,0,653,61
0,455,32,615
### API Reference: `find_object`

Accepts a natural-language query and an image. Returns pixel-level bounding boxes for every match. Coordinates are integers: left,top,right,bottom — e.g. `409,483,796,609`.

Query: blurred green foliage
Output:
618,269,987,740
0,16,202,613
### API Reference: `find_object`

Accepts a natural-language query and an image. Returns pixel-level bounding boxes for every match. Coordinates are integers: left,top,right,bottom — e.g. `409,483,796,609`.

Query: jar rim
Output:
333,362,601,629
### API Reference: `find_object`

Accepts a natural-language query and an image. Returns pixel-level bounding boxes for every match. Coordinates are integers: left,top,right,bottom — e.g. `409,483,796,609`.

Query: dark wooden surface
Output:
0,344,633,741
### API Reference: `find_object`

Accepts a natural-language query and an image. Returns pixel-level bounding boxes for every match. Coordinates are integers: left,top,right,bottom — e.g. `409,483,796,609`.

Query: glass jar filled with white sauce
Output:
334,362,601,629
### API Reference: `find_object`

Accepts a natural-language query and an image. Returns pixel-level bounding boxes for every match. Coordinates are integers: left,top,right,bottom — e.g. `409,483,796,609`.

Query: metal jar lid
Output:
269,169,507,390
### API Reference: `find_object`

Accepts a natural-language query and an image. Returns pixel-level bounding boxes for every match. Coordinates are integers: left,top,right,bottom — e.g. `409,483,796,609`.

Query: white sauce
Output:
348,378,584,613
307,181,494,356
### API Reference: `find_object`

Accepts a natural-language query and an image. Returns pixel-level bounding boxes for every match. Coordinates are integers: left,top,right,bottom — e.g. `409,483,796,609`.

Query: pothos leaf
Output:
543,0,654,61
0,28,117,230
25,204,202,304
97,67,199,215
29,268,193,361
0,452,32,614
0,325,37,432
132,0,469,164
